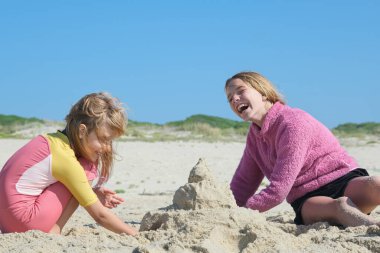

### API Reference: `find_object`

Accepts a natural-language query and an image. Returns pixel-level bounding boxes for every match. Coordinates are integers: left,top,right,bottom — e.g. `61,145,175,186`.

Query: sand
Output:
0,138,380,252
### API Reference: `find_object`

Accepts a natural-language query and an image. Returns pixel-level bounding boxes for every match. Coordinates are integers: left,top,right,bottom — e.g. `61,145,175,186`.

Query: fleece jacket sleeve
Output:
245,119,311,212
230,146,264,207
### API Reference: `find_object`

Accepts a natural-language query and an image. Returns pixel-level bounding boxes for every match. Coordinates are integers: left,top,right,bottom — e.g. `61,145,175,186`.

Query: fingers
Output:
110,197,123,206
102,187,116,195
96,186,126,209
103,189,125,202
113,195,125,202
104,195,124,209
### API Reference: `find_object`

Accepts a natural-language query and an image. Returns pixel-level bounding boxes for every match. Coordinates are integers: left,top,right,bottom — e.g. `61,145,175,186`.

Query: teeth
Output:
237,104,248,113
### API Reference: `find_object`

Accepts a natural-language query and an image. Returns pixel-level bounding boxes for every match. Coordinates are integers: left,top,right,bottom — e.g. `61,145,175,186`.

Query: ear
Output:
262,95,267,101
79,124,87,139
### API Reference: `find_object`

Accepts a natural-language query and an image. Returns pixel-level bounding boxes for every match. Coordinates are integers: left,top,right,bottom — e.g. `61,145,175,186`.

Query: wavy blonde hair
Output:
65,92,127,186
225,71,285,104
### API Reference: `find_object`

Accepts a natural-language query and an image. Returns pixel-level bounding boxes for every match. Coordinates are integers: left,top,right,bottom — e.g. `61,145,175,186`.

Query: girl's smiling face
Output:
226,78,272,127
79,124,115,163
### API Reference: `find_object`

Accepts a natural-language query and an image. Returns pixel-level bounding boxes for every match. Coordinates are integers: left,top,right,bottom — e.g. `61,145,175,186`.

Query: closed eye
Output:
97,135,112,146
237,87,246,95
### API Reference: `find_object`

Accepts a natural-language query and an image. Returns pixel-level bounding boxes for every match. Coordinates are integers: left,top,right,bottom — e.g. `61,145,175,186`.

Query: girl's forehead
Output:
226,79,247,92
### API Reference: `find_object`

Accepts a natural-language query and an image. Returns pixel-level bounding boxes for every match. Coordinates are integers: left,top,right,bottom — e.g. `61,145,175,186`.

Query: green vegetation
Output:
127,119,160,128
0,114,43,126
123,114,251,142
167,114,250,130
164,114,251,141
114,189,126,194
0,114,45,138
332,122,380,138
1,113,379,142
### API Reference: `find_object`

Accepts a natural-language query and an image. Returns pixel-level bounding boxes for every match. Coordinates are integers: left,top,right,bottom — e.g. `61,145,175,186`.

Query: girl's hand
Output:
94,186,125,209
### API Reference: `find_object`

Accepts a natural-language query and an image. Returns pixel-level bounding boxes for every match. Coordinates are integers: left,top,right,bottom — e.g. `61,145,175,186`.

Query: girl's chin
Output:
244,112,256,122
92,157,100,163
240,114,251,122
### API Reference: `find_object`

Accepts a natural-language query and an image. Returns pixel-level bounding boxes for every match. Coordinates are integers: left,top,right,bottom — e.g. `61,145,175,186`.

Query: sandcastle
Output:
172,157,236,210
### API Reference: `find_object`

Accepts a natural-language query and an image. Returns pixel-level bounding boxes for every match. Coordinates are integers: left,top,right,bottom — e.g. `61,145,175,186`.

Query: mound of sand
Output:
172,158,236,210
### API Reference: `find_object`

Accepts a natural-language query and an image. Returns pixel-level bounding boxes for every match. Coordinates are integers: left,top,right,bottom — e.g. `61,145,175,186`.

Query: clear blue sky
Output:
1,1,379,128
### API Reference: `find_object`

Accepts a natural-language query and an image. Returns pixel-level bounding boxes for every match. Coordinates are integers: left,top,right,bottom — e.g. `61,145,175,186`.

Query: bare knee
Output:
355,176,380,194
345,176,380,213
367,176,380,191
302,197,344,225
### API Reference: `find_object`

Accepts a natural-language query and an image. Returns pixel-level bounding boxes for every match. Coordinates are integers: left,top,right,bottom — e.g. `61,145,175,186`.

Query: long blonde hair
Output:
225,71,285,104
65,92,127,186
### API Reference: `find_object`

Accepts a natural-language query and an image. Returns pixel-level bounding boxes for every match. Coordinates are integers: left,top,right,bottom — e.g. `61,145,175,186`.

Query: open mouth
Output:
237,104,249,113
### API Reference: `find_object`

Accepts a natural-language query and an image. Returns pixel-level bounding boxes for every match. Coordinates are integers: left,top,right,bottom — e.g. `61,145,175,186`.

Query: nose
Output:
231,94,240,104
103,143,112,153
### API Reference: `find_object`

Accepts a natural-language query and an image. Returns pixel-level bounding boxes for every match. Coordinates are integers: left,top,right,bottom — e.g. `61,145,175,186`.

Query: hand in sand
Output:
94,187,124,209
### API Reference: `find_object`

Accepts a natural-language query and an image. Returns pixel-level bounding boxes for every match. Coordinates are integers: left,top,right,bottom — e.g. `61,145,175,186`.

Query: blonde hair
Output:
225,71,285,104
65,92,127,186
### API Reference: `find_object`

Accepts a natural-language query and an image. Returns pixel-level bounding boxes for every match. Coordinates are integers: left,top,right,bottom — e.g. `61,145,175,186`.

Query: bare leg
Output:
49,197,79,234
302,196,377,227
344,176,380,213
302,175,380,227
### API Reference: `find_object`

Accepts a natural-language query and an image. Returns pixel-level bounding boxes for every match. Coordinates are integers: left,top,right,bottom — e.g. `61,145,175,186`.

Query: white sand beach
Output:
1,138,380,252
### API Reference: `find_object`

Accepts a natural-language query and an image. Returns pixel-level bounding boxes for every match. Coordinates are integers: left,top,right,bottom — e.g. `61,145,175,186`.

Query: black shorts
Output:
290,168,369,225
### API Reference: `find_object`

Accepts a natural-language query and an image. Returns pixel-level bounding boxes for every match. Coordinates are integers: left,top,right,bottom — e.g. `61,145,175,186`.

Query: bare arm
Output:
84,200,138,235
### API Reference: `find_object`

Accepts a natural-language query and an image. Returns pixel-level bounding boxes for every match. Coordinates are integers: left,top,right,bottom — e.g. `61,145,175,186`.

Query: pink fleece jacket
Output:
230,102,358,212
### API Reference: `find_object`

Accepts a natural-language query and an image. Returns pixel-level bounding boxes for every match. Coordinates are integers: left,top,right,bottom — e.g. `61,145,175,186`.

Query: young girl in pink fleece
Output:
226,71,380,227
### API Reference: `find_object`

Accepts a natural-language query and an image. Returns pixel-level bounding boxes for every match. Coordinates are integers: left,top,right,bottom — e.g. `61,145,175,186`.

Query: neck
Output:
254,101,274,128
265,100,274,111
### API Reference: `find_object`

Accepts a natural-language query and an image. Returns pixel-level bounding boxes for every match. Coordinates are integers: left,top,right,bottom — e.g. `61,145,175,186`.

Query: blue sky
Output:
0,1,379,128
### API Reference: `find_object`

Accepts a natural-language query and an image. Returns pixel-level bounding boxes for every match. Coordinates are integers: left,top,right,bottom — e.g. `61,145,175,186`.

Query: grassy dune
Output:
332,122,380,137
0,114,379,142
126,115,250,142
0,114,64,138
